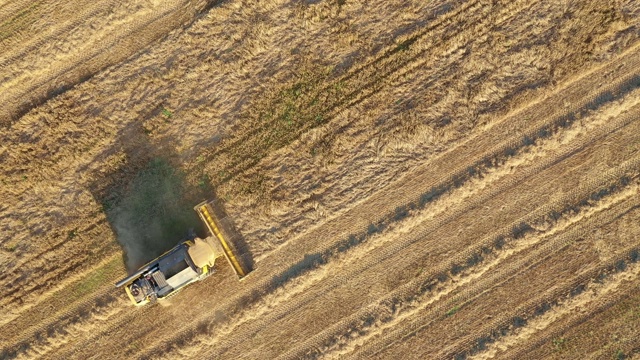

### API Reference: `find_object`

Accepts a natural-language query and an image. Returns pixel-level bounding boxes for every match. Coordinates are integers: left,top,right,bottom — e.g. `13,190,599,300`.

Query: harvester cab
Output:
115,200,250,306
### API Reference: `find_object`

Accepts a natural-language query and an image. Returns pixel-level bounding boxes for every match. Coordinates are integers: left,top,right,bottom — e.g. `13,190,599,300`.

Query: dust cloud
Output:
105,158,205,272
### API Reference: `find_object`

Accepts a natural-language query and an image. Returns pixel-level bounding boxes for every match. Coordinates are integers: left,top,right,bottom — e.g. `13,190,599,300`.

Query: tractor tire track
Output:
273,157,640,360
0,220,114,323
433,242,640,360
22,43,638,360
6,9,640,358
115,43,640,359
189,0,479,163
361,196,640,360
0,0,144,65
2,1,639,359
188,101,640,358
484,274,640,359
0,0,208,124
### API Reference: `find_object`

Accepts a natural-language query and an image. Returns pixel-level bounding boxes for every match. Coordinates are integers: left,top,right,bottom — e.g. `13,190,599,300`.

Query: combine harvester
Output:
115,200,250,306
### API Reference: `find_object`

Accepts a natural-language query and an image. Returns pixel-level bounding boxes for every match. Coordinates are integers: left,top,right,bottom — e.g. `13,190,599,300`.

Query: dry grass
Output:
1,0,640,359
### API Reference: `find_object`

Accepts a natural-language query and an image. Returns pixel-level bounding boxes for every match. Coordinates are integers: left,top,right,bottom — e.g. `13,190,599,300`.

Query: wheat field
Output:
1,0,640,359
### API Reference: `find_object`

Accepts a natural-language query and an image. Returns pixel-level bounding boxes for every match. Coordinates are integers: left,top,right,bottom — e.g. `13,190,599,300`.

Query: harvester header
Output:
194,201,247,279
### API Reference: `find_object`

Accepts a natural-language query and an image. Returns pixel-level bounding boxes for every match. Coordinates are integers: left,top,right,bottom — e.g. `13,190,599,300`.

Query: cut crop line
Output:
258,46,640,290
87,74,640,358
151,103,639,359
358,195,640,360
281,176,640,360
0,1,44,42
323,0,475,91
321,0,537,119
197,118,640,359
0,216,108,282
0,220,114,314
0,0,117,67
0,254,124,349
350,185,638,358
436,241,640,360
217,40,640,297
477,271,640,359
188,0,481,162
28,40,640,360
138,62,634,358
3,1,182,89
269,95,640,304
1,0,196,124
1,295,126,360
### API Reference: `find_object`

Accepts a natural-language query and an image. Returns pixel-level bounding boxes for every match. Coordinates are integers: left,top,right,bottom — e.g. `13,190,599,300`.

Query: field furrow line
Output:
2,295,127,360
276,76,640,288
191,0,478,162
41,292,185,360
587,335,640,360
1,0,201,124
266,192,640,360
277,167,640,360
0,254,124,349
202,0,536,181
0,221,115,321
0,222,107,279
3,1,640,359
320,1,537,118
7,17,636,360
194,107,640,358
0,0,117,67
237,40,640,281
32,46,640,360
0,0,32,21
0,1,47,42
583,304,640,360
131,48,640,358
321,0,475,91
434,241,640,360
483,273,640,359
357,194,640,360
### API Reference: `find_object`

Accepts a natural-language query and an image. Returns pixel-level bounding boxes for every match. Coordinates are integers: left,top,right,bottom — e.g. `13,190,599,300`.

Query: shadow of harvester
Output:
88,121,253,275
